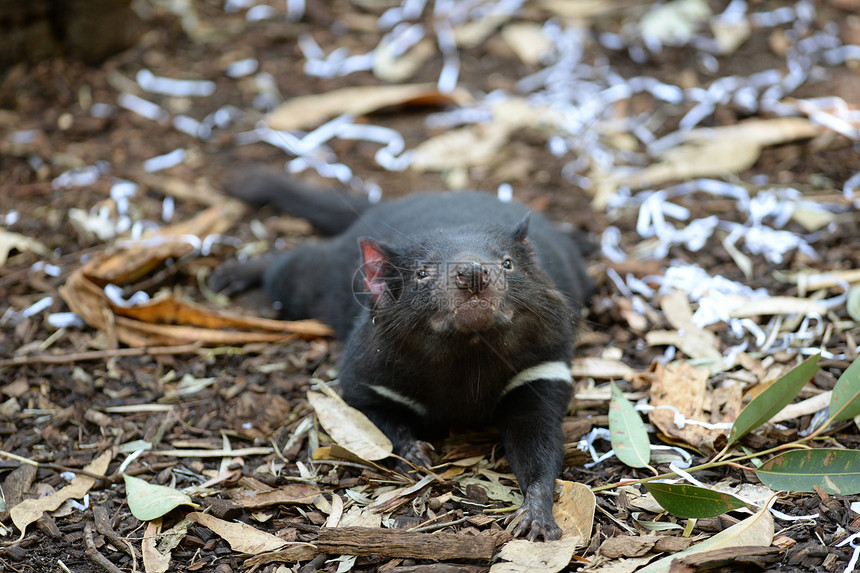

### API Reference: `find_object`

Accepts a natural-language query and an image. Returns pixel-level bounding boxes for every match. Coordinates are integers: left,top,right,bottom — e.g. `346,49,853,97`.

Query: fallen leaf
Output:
594,118,823,208
728,296,828,318
648,361,726,454
233,484,322,509
142,519,172,573
266,83,472,131
307,391,393,461
58,200,332,347
490,533,581,573
501,22,552,66
647,290,723,364
124,474,198,521
553,480,595,545
373,38,435,83
0,229,48,267
11,450,112,538
609,381,651,468
636,496,775,573
571,357,635,380
187,512,288,554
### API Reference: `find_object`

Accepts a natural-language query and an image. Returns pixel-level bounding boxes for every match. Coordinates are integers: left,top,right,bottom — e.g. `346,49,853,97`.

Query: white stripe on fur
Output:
502,361,572,397
369,385,428,416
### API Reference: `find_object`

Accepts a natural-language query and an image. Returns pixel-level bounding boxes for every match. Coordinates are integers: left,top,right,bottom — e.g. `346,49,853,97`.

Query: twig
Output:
0,555,25,573
84,522,124,573
409,516,469,533
93,505,138,562
0,451,109,481
0,342,203,368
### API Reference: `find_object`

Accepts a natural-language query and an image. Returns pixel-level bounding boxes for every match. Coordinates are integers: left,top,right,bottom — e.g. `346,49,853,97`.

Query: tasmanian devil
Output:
210,170,593,540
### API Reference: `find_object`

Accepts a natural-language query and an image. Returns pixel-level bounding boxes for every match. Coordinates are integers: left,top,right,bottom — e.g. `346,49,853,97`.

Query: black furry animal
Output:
210,171,593,540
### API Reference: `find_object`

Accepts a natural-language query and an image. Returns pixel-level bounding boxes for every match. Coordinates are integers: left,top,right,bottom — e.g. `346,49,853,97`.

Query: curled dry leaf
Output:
266,83,472,132
58,200,332,347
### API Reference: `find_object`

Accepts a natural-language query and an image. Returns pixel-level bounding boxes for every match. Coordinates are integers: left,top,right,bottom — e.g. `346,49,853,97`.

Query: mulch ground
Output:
2,1,860,572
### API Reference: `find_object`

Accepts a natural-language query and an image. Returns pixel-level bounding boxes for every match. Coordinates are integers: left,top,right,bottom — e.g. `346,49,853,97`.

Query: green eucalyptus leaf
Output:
728,353,820,447
830,355,860,421
123,474,198,521
609,381,650,468
644,482,749,518
756,449,860,494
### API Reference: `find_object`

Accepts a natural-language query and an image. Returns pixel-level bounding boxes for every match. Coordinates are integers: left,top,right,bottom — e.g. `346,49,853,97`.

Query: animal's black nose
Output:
454,261,490,293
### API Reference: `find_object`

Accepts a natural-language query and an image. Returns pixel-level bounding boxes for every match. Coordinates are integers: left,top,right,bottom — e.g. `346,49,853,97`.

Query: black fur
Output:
211,174,593,540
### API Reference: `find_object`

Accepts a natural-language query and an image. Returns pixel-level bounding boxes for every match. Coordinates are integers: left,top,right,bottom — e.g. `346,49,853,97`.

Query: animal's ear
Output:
511,213,531,242
359,238,393,306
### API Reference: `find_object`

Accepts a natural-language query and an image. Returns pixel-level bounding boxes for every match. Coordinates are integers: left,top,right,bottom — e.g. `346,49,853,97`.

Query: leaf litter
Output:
1,0,860,572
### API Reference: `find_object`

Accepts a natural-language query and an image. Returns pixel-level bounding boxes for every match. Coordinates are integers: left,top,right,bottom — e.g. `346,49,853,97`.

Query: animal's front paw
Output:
208,258,268,296
511,487,561,541
399,439,434,469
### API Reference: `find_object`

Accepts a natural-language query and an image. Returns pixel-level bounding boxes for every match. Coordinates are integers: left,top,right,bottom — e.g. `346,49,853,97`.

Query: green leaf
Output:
637,496,775,573
830,355,860,421
609,381,650,468
756,449,860,494
644,483,749,518
728,353,820,447
123,474,198,521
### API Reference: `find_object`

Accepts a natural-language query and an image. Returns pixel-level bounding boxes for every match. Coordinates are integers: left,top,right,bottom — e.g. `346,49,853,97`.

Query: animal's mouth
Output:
431,294,512,334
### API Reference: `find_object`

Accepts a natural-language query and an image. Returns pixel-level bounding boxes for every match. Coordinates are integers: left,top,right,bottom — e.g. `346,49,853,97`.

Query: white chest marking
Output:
502,361,573,397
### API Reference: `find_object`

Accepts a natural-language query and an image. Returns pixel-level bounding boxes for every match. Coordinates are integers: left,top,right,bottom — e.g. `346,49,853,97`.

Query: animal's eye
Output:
502,258,514,270
417,269,429,279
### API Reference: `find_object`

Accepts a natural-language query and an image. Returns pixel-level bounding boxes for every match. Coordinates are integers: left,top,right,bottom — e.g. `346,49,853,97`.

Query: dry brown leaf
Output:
10,449,112,538
540,0,624,19
411,122,511,172
187,512,288,554
553,480,595,546
339,505,384,528
593,118,822,208
0,229,48,267
233,484,322,509
267,83,472,131
373,38,435,83
491,533,581,573
307,390,393,461
599,535,659,558
142,519,171,573
571,357,635,380
645,290,723,364
454,10,514,48
501,23,552,66
411,97,565,173
58,200,332,347
648,361,727,454
728,296,828,318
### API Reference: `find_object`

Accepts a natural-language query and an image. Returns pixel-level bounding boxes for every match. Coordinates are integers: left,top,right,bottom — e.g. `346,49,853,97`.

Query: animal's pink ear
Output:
359,238,391,306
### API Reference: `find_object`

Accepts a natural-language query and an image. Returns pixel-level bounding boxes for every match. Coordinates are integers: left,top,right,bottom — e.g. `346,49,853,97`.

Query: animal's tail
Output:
224,168,373,236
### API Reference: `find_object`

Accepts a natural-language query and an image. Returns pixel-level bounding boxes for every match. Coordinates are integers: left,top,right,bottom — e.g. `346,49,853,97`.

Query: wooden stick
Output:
315,527,498,561
0,342,203,368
